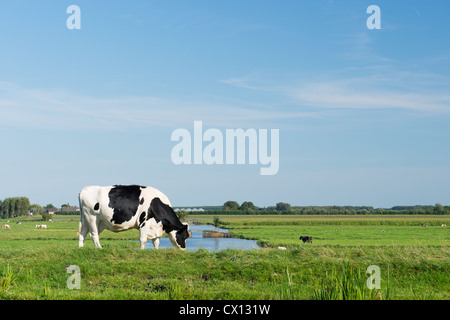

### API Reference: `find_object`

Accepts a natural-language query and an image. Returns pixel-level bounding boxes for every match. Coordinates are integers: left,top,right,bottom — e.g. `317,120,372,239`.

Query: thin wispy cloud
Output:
292,82,450,112
0,81,314,131
414,7,422,17
221,67,450,114
291,69,450,112
337,32,395,63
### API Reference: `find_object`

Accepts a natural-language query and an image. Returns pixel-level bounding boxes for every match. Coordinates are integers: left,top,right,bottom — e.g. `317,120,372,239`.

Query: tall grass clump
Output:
312,263,384,300
272,267,304,300
0,264,15,293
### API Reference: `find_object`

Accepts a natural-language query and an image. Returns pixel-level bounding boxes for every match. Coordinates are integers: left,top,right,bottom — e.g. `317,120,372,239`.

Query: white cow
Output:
2,224,10,229
78,185,189,250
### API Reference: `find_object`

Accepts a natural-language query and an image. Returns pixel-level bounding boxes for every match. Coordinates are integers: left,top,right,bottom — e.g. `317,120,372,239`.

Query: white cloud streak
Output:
2,66,449,133
292,81,450,112
221,67,450,114
0,81,314,131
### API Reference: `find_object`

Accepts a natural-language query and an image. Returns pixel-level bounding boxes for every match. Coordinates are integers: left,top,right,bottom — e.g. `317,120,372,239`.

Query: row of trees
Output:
0,197,31,219
223,201,292,213
0,197,73,219
223,201,255,211
2,196,449,219
216,201,450,215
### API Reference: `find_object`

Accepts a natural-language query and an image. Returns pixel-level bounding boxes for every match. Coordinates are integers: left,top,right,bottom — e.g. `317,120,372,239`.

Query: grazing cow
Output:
441,224,447,227
78,185,190,250
299,236,312,243
2,224,10,229
421,223,427,227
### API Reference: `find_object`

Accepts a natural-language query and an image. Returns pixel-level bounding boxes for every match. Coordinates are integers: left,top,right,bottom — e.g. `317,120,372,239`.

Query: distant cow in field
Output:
2,224,10,229
441,224,447,227
421,223,427,227
78,185,190,250
35,224,48,229
299,236,312,243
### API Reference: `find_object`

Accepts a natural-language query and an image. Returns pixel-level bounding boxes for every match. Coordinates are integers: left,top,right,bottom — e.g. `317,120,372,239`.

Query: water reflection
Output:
143,224,260,251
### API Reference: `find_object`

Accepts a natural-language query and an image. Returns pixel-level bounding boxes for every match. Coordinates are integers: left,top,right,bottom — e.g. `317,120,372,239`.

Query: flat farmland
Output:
0,214,449,300
197,215,450,247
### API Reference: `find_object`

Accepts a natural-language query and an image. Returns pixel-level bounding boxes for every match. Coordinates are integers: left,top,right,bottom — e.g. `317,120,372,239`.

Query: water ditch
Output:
143,224,260,251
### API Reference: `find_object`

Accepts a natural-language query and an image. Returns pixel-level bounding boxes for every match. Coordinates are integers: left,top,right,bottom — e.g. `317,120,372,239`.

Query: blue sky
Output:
0,0,449,208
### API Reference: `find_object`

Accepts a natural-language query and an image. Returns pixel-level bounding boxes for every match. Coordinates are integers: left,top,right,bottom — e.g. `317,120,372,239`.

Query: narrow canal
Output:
143,224,260,251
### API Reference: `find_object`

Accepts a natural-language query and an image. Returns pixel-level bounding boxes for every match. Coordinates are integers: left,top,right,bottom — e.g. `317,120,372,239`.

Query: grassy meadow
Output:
0,214,449,300
208,214,450,247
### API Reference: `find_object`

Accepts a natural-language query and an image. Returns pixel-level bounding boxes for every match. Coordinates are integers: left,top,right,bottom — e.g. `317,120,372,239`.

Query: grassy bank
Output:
1,214,449,300
1,245,449,300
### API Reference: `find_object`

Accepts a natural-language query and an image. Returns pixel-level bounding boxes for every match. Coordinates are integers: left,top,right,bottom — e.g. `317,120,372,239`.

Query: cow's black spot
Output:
94,203,100,210
140,198,144,205
108,185,142,225
139,211,146,228
147,197,181,232
148,197,189,248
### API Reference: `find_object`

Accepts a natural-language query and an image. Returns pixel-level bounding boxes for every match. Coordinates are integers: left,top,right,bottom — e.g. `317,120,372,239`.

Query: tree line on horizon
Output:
1,196,450,219
214,201,450,215
0,197,78,219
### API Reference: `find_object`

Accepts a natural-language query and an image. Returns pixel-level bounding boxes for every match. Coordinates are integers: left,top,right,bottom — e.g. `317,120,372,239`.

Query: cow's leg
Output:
90,230,102,248
151,238,160,249
87,217,102,248
78,220,89,248
139,228,148,250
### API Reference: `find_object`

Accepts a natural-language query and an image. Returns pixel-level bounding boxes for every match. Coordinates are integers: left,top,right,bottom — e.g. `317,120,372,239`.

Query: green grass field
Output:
0,214,449,300
211,215,450,247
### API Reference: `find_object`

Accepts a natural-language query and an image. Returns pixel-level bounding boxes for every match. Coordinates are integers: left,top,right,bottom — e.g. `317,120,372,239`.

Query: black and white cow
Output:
78,185,189,250
299,236,312,243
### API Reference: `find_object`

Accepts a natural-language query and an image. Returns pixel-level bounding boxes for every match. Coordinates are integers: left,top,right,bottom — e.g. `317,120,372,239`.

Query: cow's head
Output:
169,224,190,250
176,224,190,249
